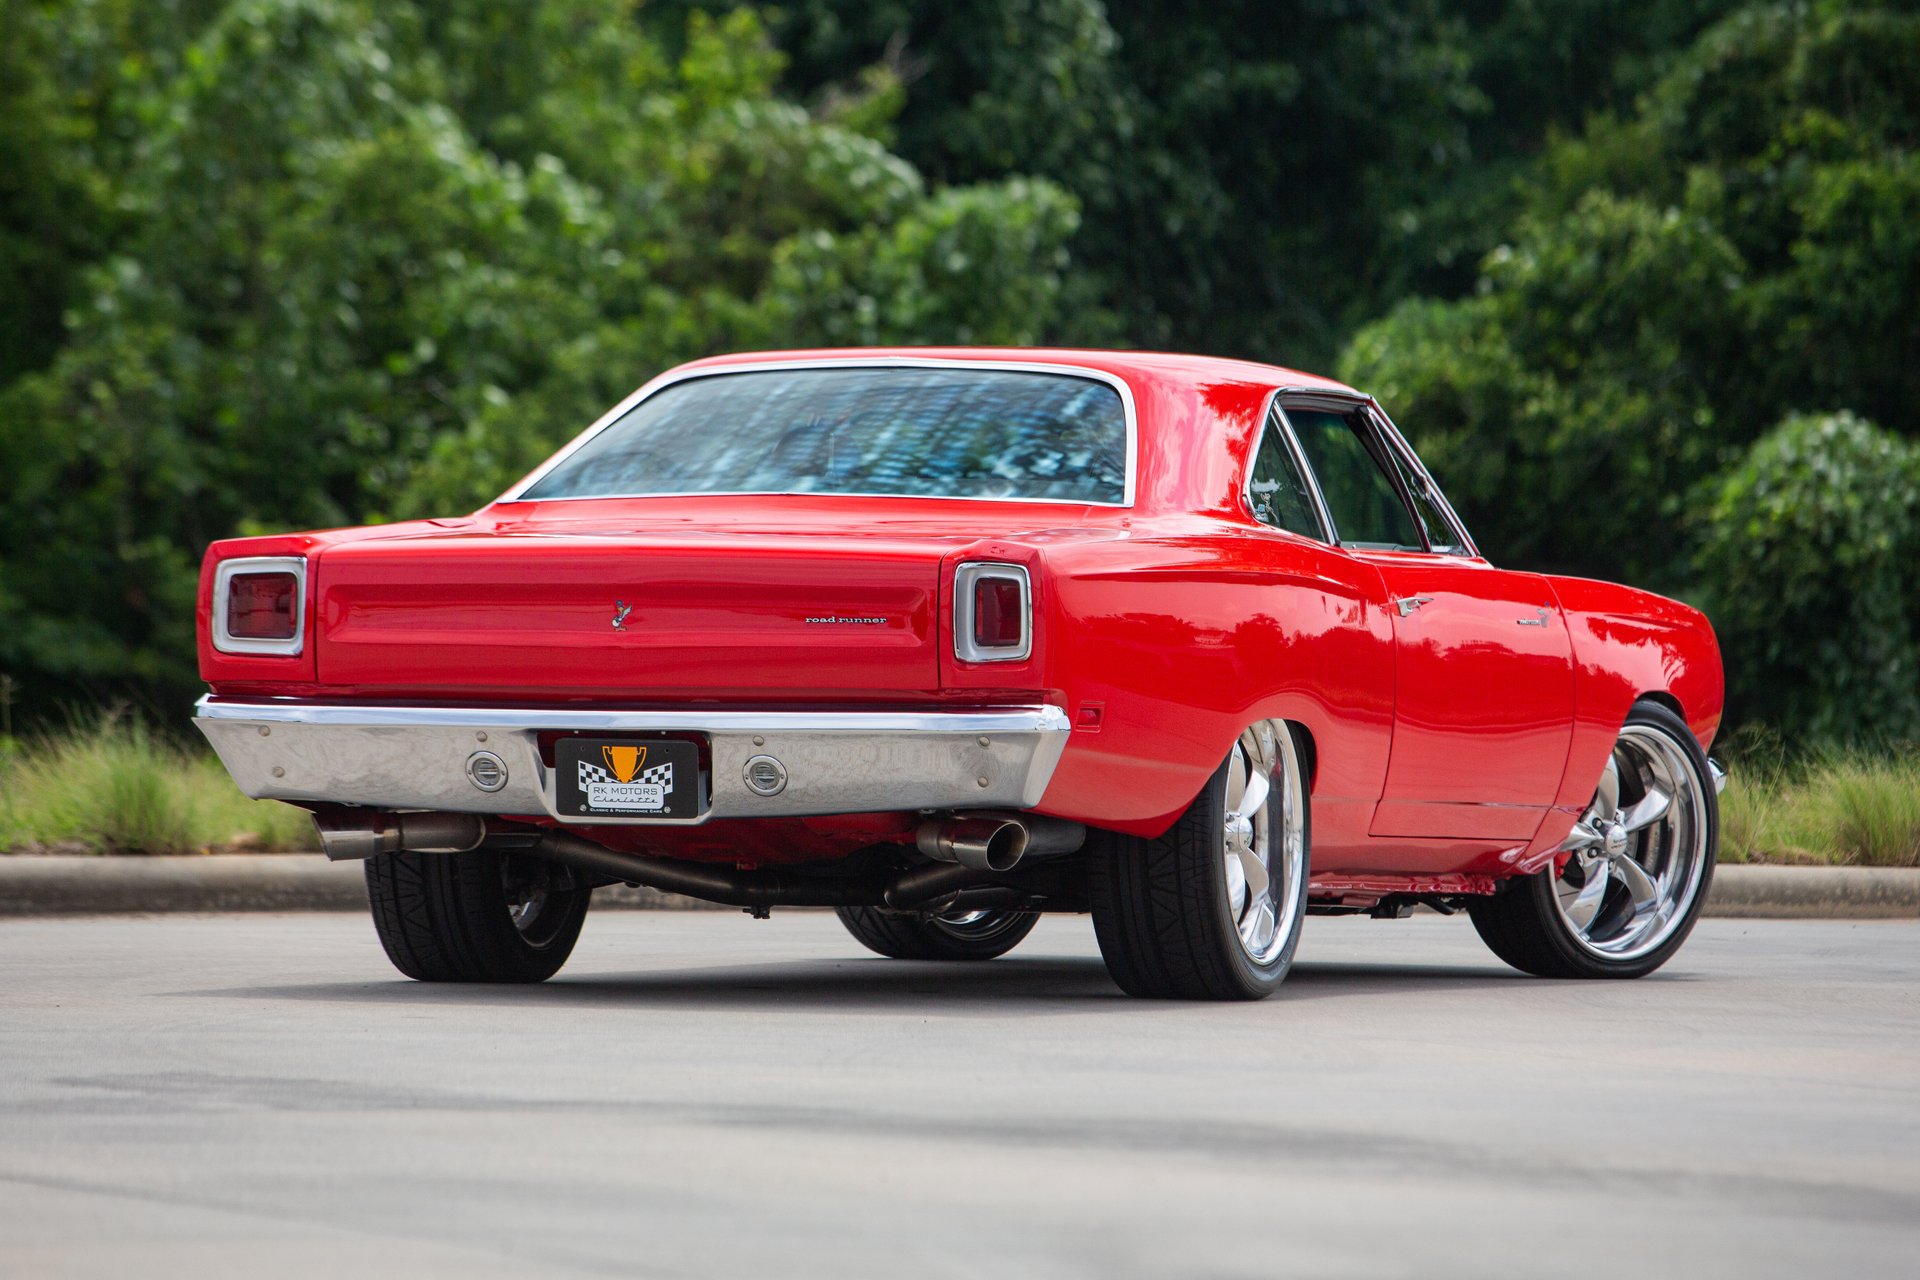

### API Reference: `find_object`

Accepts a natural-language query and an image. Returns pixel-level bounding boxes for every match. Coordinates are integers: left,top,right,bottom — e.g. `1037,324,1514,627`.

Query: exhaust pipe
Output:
528,831,1014,913
913,813,1085,872
313,810,486,861
916,817,1028,872
530,830,887,908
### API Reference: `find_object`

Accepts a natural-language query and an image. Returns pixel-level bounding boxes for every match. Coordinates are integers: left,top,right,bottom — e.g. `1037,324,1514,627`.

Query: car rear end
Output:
195,358,1132,864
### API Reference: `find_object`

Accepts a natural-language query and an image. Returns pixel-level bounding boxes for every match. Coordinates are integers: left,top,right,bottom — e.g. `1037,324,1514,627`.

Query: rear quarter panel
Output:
1518,575,1725,867
1034,518,1396,846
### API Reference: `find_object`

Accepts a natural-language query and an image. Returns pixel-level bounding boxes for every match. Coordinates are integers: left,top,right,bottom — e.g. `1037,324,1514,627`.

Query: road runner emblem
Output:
611,599,632,630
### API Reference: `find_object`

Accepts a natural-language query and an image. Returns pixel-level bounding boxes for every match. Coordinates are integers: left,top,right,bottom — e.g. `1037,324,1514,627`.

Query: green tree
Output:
1695,413,1920,743
1340,2,1920,737
656,0,1740,365
0,0,1079,719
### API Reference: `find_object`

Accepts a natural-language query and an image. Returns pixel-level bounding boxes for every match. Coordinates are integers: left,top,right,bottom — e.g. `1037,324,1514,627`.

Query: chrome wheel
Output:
1221,720,1306,966
1551,723,1710,961
500,855,572,948
926,908,1033,946
835,902,1037,960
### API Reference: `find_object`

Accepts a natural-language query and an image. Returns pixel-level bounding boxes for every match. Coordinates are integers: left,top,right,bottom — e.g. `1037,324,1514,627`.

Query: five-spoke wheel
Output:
1089,719,1310,999
1470,701,1717,978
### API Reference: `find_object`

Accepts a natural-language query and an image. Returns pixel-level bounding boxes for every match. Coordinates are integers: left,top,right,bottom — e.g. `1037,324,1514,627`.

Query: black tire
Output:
1087,723,1311,1000
835,905,1039,961
364,849,590,982
1469,701,1718,979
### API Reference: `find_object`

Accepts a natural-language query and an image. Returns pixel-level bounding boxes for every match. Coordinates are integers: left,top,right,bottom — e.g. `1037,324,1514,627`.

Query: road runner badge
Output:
577,744,673,811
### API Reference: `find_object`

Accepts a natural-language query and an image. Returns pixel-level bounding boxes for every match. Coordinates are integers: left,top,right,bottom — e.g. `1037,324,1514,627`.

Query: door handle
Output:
1517,607,1550,627
1394,595,1434,617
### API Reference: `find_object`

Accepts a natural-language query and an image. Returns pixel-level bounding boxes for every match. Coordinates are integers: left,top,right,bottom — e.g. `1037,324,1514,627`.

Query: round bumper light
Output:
466,751,508,793
743,754,788,797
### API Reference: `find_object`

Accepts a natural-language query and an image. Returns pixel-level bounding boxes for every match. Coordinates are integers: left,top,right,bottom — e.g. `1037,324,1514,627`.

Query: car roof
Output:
671,347,1360,399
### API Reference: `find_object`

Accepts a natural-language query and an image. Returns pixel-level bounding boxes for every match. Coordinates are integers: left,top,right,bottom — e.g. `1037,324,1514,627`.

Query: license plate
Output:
554,738,702,820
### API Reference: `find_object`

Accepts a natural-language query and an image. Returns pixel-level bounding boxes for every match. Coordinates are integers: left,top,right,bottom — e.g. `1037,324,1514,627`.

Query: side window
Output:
1247,409,1323,539
1384,441,1465,553
1287,407,1425,550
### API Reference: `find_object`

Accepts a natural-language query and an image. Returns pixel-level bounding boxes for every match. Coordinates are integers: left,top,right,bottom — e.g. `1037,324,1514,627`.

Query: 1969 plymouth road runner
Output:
197,348,1727,999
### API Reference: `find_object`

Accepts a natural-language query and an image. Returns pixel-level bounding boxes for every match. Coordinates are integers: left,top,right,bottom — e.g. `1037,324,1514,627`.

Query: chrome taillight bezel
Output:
212,555,308,656
954,561,1032,663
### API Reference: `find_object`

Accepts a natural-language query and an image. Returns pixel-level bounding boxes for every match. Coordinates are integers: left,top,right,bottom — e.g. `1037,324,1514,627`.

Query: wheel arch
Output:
1634,689,1686,723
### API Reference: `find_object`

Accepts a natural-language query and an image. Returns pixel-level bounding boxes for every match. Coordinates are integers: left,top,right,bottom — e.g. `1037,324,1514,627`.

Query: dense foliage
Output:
1342,1,1920,739
1,0,1915,745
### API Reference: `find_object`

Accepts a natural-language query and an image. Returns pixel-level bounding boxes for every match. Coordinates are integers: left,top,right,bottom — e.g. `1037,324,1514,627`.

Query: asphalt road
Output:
2,912,1916,1279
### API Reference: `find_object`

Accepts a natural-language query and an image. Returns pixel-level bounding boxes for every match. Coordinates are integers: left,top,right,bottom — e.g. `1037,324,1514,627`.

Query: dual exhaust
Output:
317,808,1081,872
315,809,1081,894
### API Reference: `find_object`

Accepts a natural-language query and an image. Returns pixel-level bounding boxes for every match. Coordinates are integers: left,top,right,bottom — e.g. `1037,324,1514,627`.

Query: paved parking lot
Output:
2,910,1916,1278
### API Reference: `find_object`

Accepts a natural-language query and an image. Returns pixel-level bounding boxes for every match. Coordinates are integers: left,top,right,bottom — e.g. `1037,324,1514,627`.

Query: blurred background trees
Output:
1,0,1915,748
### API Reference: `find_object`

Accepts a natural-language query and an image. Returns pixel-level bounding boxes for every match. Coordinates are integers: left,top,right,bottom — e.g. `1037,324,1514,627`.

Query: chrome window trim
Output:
1247,389,1336,544
493,356,1141,509
196,696,1069,736
1272,388,1479,557
953,562,1033,663
1270,393,1351,546
1364,399,1479,558
211,556,308,657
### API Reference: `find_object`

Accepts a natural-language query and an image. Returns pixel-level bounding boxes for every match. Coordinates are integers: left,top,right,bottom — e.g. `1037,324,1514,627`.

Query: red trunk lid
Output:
314,523,950,699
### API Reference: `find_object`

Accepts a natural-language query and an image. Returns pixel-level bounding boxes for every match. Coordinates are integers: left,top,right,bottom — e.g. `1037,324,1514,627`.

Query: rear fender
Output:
1517,575,1725,868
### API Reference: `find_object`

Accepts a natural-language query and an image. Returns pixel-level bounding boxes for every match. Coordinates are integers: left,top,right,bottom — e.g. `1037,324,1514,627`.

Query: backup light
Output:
228,573,298,640
955,562,1031,663
212,556,307,656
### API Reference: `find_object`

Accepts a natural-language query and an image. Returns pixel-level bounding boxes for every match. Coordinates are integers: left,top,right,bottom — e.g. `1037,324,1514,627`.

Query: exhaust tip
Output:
916,816,1029,872
312,810,485,861
980,821,1027,872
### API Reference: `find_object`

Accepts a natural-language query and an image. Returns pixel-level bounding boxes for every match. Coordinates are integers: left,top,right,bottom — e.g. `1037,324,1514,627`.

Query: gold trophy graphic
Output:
602,745,647,783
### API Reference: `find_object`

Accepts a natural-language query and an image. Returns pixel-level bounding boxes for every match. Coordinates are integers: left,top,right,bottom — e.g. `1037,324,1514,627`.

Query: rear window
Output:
519,367,1131,504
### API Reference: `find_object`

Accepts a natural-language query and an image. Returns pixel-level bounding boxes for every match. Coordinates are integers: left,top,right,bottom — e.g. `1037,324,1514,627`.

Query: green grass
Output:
0,714,312,856
1719,746,1920,867
1,715,1915,865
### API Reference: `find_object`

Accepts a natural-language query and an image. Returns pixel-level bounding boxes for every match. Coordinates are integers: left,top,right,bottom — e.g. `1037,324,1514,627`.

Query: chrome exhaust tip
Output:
313,811,486,861
916,817,1029,872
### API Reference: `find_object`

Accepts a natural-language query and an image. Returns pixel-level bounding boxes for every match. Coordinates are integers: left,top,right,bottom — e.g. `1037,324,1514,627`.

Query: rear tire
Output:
835,905,1038,960
1469,701,1717,979
364,849,589,982
1088,721,1310,1000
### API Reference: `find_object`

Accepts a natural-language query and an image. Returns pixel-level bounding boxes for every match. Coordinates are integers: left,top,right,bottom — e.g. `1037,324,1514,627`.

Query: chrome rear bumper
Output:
194,697,1071,825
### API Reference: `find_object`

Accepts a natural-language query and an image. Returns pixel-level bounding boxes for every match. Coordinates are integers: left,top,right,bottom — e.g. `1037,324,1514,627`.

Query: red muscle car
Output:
197,349,1726,999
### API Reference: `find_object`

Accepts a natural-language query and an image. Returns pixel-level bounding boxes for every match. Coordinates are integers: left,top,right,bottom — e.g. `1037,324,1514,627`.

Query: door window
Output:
1247,408,1324,539
1286,408,1424,550
1382,438,1466,553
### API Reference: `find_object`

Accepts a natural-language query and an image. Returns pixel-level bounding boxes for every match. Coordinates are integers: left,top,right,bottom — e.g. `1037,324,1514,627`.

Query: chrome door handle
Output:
1394,595,1434,617
1516,607,1550,627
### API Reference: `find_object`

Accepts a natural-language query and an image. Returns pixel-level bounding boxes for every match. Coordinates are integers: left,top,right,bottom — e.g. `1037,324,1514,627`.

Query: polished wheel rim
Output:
927,908,1030,943
1552,725,1709,961
1221,720,1305,965
501,855,569,947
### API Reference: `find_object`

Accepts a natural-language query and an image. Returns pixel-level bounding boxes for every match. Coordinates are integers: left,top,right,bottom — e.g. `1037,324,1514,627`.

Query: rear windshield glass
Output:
518,367,1130,504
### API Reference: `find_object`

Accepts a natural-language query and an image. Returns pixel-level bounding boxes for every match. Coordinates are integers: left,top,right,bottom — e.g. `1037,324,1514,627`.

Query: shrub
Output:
0,712,311,855
1694,411,1920,744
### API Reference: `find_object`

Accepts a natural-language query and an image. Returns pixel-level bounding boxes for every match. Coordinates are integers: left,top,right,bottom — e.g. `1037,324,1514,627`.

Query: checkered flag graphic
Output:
577,758,673,791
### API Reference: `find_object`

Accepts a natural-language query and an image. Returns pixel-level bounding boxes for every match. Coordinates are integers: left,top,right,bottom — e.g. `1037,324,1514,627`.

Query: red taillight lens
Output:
973,577,1025,650
226,572,298,640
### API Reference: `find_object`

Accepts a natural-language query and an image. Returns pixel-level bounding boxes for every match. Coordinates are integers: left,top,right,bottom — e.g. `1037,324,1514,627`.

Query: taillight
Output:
228,574,297,640
212,556,307,655
955,562,1031,662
